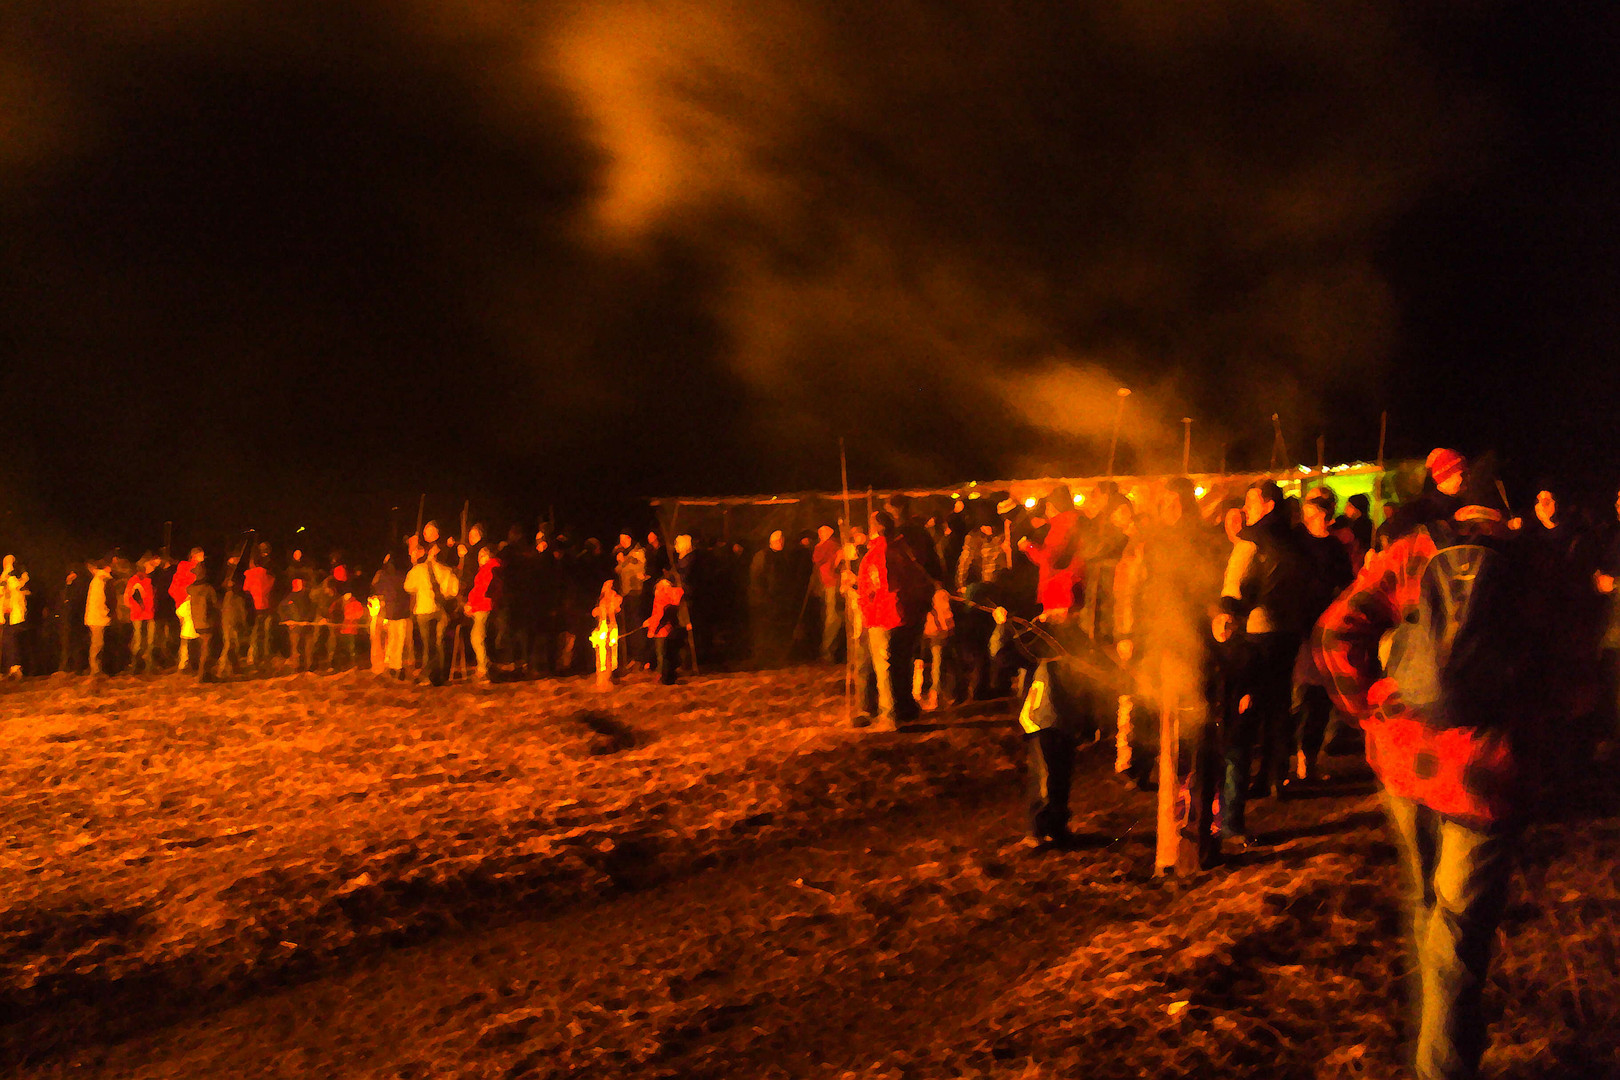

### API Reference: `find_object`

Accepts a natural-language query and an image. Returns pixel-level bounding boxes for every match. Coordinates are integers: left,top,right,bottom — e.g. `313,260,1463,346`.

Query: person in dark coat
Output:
186,562,220,682
372,550,412,679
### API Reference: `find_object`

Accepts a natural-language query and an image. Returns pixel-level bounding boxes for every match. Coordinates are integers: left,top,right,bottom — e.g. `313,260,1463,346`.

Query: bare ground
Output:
1,668,1616,1078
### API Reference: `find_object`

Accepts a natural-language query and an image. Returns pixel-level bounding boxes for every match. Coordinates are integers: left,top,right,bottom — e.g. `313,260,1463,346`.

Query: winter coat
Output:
857,535,932,631
372,563,411,622
243,565,275,612
124,572,156,621
186,580,219,632
466,558,502,614
1024,509,1086,613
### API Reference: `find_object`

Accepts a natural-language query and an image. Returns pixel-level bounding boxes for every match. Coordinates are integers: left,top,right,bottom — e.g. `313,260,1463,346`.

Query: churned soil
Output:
1,668,1616,1078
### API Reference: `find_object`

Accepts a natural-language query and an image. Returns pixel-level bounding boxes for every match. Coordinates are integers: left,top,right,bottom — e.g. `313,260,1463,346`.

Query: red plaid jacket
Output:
1313,521,1525,830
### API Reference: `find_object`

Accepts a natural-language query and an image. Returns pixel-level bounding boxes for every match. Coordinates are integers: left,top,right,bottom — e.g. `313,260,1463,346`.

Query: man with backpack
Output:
1315,477,1531,1080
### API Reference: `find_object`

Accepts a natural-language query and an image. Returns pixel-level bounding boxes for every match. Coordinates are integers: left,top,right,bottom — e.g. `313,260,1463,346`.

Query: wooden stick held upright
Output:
1181,418,1192,474
1377,410,1388,471
1106,387,1131,477
839,439,854,727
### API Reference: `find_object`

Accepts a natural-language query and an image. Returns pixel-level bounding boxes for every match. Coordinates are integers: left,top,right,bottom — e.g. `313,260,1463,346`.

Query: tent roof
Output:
650,461,1397,508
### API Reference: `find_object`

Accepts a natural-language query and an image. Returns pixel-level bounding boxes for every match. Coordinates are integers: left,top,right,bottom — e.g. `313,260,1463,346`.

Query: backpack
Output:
1385,520,1520,731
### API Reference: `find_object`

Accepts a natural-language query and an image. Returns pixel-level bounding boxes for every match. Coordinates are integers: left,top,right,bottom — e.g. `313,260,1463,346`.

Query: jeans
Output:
88,624,108,675
1221,631,1296,836
1382,793,1516,1080
384,618,409,673
868,623,922,723
416,612,448,684
820,585,842,662
471,611,491,676
130,619,154,673
249,609,276,665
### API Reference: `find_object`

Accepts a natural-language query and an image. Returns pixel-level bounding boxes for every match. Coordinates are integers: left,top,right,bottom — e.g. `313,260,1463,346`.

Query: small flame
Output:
1023,497,1038,509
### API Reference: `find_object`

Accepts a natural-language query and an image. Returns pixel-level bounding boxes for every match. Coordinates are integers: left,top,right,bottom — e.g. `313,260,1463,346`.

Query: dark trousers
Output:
868,622,922,722
1292,682,1334,776
1027,728,1076,841
287,626,313,671
1184,710,1227,868
654,634,681,684
1222,631,1297,836
193,630,216,679
415,612,448,684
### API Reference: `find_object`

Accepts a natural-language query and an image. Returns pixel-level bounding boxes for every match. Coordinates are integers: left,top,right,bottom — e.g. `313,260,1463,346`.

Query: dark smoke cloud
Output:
548,0,1481,480
0,0,1505,562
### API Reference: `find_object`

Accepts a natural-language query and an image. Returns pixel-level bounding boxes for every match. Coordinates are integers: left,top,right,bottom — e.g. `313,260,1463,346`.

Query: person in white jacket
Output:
405,546,459,685
2,555,28,677
84,561,114,675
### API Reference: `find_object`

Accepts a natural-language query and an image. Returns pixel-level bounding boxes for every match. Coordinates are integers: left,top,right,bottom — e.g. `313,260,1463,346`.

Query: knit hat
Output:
1426,448,1466,486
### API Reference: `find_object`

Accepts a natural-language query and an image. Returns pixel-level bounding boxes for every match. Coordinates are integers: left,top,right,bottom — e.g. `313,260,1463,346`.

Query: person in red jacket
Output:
169,548,201,673
1018,484,1085,616
465,545,502,680
1314,489,1533,1080
643,567,686,684
858,511,932,730
811,524,844,662
124,554,159,674
243,543,277,669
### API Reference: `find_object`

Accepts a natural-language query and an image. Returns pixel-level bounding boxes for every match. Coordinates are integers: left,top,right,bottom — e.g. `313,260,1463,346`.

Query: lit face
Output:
422,523,439,544
648,532,659,548
1302,501,1330,536
674,535,693,557
769,530,785,551
468,525,483,547
618,533,632,549
1243,488,1272,526
818,526,834,542
1536,490,1557,528
1437,471,1464,496
1223,507,1245,543
478,546,492,566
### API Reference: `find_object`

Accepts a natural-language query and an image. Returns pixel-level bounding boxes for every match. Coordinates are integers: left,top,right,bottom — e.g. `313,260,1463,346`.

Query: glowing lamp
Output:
1194,486,1207,499
1072,493,1085,506
1023,498,1038,510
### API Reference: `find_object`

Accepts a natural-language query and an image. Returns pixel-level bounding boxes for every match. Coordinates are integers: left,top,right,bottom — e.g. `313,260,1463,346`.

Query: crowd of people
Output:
2,450,1617,1078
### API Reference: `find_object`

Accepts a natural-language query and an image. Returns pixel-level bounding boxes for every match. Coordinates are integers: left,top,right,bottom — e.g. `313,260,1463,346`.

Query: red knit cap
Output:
1426,448,1466,485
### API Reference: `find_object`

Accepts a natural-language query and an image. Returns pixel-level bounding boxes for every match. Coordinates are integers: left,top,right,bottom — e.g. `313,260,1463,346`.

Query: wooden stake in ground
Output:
1106,387,1131,477
1155,663,1180,876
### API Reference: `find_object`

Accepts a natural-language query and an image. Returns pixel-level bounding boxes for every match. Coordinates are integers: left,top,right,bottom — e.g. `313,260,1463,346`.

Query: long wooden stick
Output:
1155,659,1179,876
1106,388,1131,477
1181,418,1192,474
839,438,854,727
1377,410,1388,471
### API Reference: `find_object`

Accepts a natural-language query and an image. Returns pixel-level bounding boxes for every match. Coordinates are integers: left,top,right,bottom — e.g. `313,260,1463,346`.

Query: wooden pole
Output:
1316,434,1325,476
451,500,470,679
839,440,855,727
1377,410,1388,471
1269,414,1289,474
1106,388,1131,477
1155,658,1180,876
1181,418,1192,475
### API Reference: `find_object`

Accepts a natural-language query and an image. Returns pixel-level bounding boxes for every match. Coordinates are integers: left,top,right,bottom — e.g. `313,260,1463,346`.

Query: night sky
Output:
2,1,1617,562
